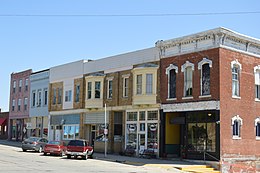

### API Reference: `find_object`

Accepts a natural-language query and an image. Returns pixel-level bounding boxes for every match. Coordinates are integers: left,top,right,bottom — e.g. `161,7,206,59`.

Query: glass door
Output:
138,133,146,154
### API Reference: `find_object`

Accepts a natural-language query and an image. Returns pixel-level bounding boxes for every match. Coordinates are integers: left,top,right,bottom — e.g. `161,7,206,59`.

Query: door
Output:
138,134,146,154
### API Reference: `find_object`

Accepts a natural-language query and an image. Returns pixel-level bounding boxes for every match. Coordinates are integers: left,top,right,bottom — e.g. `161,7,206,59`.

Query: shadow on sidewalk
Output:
0,139,22,148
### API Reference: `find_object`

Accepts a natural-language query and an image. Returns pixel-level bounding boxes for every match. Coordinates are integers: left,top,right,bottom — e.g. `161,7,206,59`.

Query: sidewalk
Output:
0,139,194,172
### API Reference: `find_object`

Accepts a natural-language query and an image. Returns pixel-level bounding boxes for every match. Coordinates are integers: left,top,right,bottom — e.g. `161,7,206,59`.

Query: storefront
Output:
125,109,159,157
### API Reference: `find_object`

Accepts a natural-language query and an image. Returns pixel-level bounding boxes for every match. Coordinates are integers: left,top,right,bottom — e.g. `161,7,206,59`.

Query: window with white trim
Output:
166,64,178,99
136,74,142,95
182,61,194,97
58,88,62,104
75,85,80,102
19,79,22,92
107,79,113,99
18,99,21,111
231,60,241,97
44,88,48,105
25,78,29,91
231,115,242,139
12,99,15,111
198,58,212,96
24,98,28,111
53,88,56,105
123,77,129,98
37,89,42,106
146,74,153,94
13,81,16,93
95,81,101,98
87,82,92,99
32,90,36,107
63,125,79,140
255,117,260,138
254,66,260,100
65,90,72,102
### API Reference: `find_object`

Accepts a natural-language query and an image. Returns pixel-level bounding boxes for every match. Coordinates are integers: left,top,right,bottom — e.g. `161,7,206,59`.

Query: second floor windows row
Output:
32,88,48,107
11,98,28,112
12,78,29,93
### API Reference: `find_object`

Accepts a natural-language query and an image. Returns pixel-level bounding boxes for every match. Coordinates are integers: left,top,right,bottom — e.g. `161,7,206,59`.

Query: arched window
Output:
166,64,178,99
181,61,194,97
198,58,212,96
231,60,242,97
231,115,242,139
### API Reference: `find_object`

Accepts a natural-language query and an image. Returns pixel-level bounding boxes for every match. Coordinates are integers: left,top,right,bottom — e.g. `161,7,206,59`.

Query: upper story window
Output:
75,84,80,102
181,61,194,97
123,76,129,98
37,89,42,107
87,82,92,99
231,60,242,98
32,90,36,107
231,115,242,139
107,79,113,99
254,65,260,101
13,81,16,93
44,88,48,105
12,99,15,111
166,64,178,99
146,74,153,94
19,79,22,92
58,88,62,104
127,112,137,121
65,90,72,102
18,98,21,111
25,79,29,91
255,117,260,139
95,81,101,99
53,88,56,105
198,58,212,96
24,98,28,111
136,74,142,95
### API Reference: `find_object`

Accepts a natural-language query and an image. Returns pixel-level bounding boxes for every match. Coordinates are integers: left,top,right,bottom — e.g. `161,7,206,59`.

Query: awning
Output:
0,118,7,125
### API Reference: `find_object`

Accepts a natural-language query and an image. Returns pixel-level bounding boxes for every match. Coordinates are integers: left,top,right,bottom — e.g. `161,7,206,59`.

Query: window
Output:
95,81,101,98
182,61,194,97
63,125,79,140
127,112,137,121
255,118,260,138
18,99,21,111
254,66,260,100
139,111,145,121
53,88,56,105
136,74,142,95
58,88,62,104
201,64,211,95
19,79,22,92
107,80,113,99
37,89,42,106
231,60,241,97
147,111,158,120
65,90,72,102
13,81,16,93
24,98,28,111
185,66,193,96
146,74,153,94
231,115,242,139
123,77,129,98
44,88,48,105
87,82,92,99
12,99,15,111
32,90,36,107
75,85,80,102
25,79,29,91
166,64,178,99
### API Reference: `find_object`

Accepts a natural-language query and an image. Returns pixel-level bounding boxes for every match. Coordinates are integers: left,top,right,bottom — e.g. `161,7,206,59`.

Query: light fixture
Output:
208,113,212,117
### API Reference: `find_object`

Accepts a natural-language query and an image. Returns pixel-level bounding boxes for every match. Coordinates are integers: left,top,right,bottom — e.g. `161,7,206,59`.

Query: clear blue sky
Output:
1,0,260,112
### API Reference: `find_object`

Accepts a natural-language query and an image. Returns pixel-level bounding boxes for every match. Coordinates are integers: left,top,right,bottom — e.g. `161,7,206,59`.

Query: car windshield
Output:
48,141,60,145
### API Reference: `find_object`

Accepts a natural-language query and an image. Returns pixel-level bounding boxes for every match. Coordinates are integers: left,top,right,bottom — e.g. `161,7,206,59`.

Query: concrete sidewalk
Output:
0,139,198,172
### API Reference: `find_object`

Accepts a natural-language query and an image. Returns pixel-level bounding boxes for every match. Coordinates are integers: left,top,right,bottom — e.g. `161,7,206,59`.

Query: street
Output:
0,144,181,173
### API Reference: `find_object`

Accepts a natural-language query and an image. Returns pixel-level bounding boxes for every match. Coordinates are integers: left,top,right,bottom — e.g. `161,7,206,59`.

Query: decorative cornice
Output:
156,27,260,58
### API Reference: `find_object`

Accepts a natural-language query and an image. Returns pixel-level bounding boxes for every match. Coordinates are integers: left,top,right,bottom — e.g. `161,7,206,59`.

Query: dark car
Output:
21,137,48,152
44,141,67,156
65,139,93,160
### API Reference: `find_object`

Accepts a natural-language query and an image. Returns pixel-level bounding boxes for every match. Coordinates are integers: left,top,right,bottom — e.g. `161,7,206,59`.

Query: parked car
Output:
65,139,93,160
21,137,48,152
44,141,67,156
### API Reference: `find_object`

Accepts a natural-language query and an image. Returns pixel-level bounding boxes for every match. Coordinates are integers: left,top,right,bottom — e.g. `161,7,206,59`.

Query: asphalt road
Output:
0,144,181,173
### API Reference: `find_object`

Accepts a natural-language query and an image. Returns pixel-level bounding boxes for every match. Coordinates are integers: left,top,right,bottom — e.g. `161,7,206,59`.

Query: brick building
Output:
8,69,32,141
0,109,8,139
156,27,260,172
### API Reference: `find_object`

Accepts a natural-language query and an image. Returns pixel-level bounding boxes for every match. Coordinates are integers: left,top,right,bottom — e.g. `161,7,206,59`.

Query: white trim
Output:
198,58,213,70
255,117,260,126
232,96,241,99
166,98,177,101
182,96,194,100
161,101,220,112
255,98,260,102
231,59,242,70
232,136,241,140
181,61,194,72
199,95,211,98
231,115,243,125
166,64,178,75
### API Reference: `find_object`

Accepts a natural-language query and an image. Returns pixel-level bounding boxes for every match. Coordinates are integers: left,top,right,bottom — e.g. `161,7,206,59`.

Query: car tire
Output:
22,149,27,152
67,155,71,159
44,152,47,156
39,146,43,153
82,156,87,160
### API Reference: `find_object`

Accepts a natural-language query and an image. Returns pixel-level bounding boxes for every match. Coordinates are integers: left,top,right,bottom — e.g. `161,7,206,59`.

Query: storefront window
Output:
147,111,158,120
127,112,137,121
147,123,158,151
126,124,137,149
63,125,79,140
139,111,145,121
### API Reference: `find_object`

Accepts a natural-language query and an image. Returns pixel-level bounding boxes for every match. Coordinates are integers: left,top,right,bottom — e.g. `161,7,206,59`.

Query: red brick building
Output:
156,28,260,172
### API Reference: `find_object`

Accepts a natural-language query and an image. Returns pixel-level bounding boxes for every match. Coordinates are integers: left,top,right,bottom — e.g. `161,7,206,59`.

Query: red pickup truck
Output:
65,139,93,160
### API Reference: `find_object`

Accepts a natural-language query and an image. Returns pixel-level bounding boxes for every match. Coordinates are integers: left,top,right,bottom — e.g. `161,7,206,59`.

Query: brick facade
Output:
49,82,63,112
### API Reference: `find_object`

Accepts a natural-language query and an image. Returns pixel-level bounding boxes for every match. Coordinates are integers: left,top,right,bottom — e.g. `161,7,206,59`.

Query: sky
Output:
0,0,260,112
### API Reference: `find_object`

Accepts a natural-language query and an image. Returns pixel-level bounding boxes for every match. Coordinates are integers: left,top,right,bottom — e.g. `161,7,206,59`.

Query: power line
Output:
0,11,260,17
